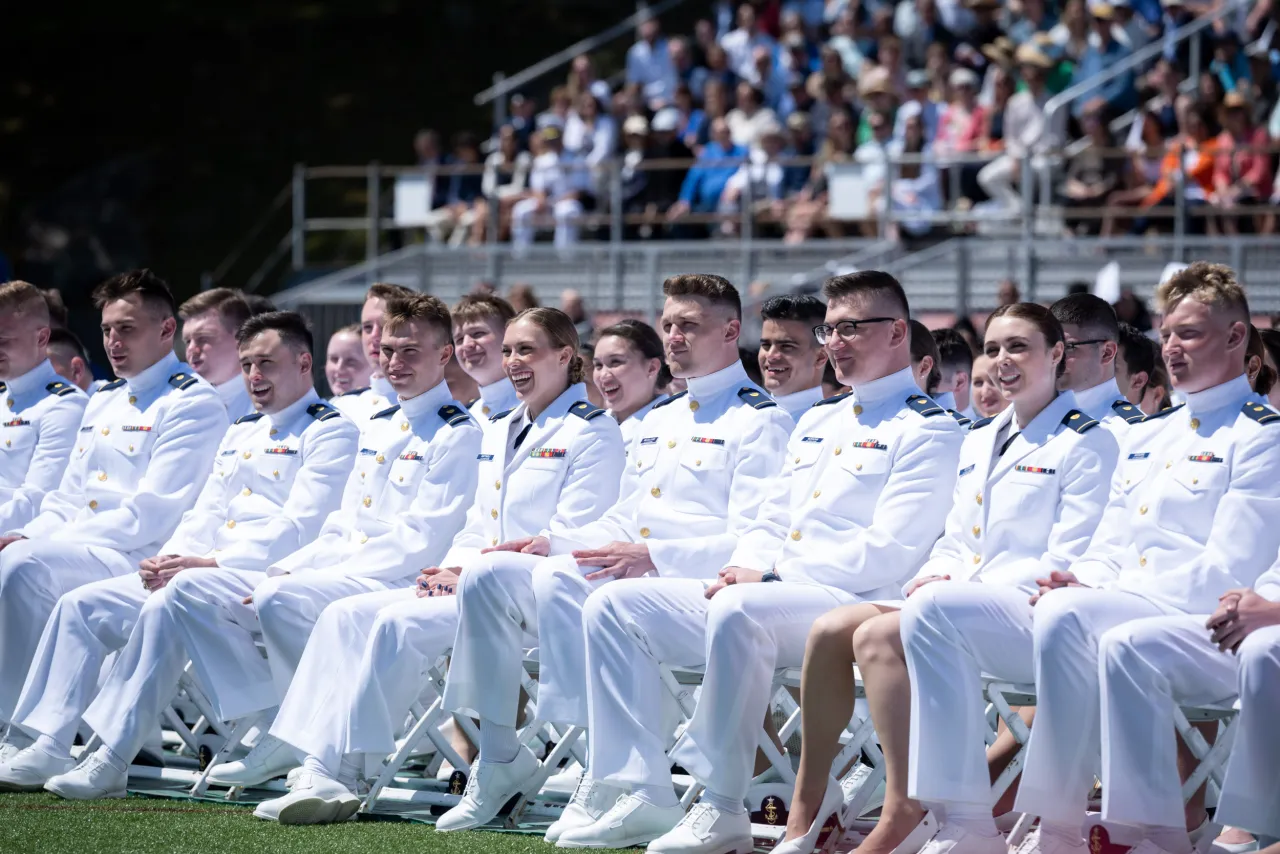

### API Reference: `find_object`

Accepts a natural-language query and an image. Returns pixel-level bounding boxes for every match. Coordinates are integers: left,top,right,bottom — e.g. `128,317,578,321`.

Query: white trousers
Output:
511,197,583,249
443,553,605,729
167,568,387,722
584,578,853,795
0,539,134,723
13,572,154,747
1211,625,1280,839
976,154,1052,210
270,587,458,774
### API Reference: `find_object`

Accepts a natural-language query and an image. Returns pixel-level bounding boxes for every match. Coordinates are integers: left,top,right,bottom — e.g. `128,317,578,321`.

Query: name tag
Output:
639,437,658,445
1188,453,1223,463
264,446,298,456
800,436,823,443
530,448,567,459
958,464,975,477
80,425,94,433
1014,465,1055,475
691,437,725,445
2,419,30,428
360,448,378,456
477,453,494,461
399,452,424,461
1127,452,1150,460
122,425,153,433
220,449,239,457
851,440,887,451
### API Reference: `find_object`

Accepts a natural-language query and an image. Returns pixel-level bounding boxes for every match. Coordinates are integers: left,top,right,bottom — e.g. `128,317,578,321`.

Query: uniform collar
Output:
1182,374,1253,416
685,360,750,399
612,393,666,424
215,376,248,409
850,366,919,407
933,390,957,410
265,388,323,429
370,373,397,400
1014,389,1079,435
124,352,182,395
522,382,588,423
774,385,824,414
4,359,57,398
478,377,517,405
1072,377,1122,416
398,380,453,419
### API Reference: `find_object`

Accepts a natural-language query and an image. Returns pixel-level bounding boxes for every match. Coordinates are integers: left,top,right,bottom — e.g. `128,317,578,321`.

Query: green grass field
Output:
0,793,559,854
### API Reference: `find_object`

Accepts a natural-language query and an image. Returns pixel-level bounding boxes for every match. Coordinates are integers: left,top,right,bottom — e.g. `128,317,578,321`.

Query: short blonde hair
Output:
383,294,453,342
0,281,52,326
1156,262,1249,322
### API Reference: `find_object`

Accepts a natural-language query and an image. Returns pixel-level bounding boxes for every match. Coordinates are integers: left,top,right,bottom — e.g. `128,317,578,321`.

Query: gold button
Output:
494,480,502,490
363,496,372,507
973,554,981,564
101,427,110,436
794,456,801,464
376,454,385,463
242,488,252,496
1125,479,1131,486
812,489,821,499
270,428,278,437
1165,461,1172,469
651,486,661,498
1190,418,1200,430
227,520,236,528
791,530,802,541
855,463,862,471
88,500,98,509
1139,505,1148,515
401,422,409,432
5,398,12,408
243,451,252,459
273,469,280,477
833,447,842,456
972,525,981,537
1140,555,1147,567
975,494,983,505
689,400,700,412
128,444,134,452
667,440,676,449
360,471,366,479
637,461,642,469
640,527,651,538
482,405,491,415
1192,477,1199,485
128,395,137,405
78,447,83,453
853,404,863,415
398,475,404,482
360,535,369,544
695,459,702,466
97,472,107,482
491,537,499,546
490,508,498,519
371,397,382,406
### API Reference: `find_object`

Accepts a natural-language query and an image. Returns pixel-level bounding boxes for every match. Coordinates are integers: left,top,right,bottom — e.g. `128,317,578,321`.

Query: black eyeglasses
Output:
1064,338,1108,353
813,318,896,344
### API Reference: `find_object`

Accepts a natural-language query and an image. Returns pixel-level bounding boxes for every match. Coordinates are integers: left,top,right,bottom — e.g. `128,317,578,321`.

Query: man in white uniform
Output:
0,312,358,794
329,283,416,425
0,269,226,754
931,327,976,421
178,288,258,421
899,262,1280,854
157,293,482,787
436,274,793,836
1050,293,1137,431
450,293,519,422
565,272,966,854
757,294,827,421
0,281,89,532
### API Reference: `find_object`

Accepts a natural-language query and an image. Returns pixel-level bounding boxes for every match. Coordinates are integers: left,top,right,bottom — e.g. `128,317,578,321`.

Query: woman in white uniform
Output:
256,307,626,825
592,319,670,442
775,303,1118,854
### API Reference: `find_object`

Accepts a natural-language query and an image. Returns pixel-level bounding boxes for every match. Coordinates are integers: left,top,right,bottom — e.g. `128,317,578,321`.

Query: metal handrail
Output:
472,0,693,107
205,182,291,288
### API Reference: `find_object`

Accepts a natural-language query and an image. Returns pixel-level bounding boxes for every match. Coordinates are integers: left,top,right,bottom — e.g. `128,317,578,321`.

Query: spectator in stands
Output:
507,283,539,312
778,12,819,73
1138,100,1219,234
826,9,870,78
428,132,486,246
1210,30,1251,94
646,108,695,202
507,93,537,150
1059,99,1123,234
697,79,733,150
619,115,653,225
876,35,910,100
702,43,738,93
882,105,944,240
856,109,897,236
777,68,813,119
997,278,1021,306
750,44,789,114
896,69,941,144
323,325,372,397
978,45,1064,212
719,120,790,236
785,107,858,242
808,73,854,139
46,328,93,393
1070,3,1137,117
784,112,817,195
721,2,778,82
857,72,901,146
1007,0,1057,44
474,125,533,244
934,67,986,160
1135,59,1189,140
563,91,617,167
897,0,958,69
726,82,781,149
567,53,611,108
1103,107,1166,237
968,350,1008,417
539,86,575,133
668,117,748,233
627,16,676,109
1197,70,1226,114
669,38,708,100
1213,91,1272,234
1049,0,1092,63
413,129,452,211
510,126,594,253
693,17,718,64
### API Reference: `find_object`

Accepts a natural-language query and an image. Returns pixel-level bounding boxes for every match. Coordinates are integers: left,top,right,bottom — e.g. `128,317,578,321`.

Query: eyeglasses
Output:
813,318,896,345
1064,338,1108,353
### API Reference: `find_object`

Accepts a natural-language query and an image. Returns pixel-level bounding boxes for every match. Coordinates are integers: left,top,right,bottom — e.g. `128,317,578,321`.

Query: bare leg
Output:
988,706,1035,816
782,604,894,842
849,611,926,854
1178,722,1214,831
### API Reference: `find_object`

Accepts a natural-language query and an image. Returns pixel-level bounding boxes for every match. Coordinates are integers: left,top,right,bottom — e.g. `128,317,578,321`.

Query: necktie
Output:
999,431,1019,457
513,422,533,451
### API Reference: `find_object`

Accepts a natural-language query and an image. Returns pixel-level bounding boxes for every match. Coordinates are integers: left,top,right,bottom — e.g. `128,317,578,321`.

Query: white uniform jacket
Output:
768,370,965,598
161,392,358,572
329,375,398,428
17,353,226,564
774,385,824,423
0,360,88,531
466,378,520,423
615,394,667,451
1071,375,1280,615
910,391,1118,597
1075,377,1142,438
443,382,625,566
213,376,255,422
549,362,794,578
270,381,482,586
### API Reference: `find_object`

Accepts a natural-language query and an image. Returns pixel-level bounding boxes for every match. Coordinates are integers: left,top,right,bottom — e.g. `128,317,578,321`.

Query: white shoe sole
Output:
276,794,361,826
44,781,125,801
557,829,674,849
0,777,56,793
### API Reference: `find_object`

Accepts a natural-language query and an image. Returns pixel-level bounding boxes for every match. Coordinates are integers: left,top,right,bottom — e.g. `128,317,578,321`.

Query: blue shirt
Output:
1070,39,1136,117
678,142,748,211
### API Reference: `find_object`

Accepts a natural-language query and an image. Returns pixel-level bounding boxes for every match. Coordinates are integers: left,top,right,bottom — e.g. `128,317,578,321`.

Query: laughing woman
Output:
776,303,1118,854
592,319,670,442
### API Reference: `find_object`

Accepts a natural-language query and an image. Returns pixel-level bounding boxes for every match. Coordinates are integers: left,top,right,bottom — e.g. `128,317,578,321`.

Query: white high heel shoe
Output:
772,777,845,854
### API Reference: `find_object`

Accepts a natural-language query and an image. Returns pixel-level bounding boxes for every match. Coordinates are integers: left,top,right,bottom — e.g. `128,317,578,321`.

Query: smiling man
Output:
330,283,416,427
178,289,257,421
757,294,828,421
451,294,519,423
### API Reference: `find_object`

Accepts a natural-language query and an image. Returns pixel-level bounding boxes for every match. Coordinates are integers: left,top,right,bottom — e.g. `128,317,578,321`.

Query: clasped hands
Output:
138,555,218,592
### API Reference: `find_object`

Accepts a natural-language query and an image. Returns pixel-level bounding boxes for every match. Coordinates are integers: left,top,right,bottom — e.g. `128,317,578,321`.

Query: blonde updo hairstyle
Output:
510,307,586,384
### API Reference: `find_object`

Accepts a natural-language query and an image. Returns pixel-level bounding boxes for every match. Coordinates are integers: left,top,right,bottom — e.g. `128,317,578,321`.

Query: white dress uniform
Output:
615,394,667,449
620,370,964,801
158,381,481,727
329,375,398,428
442,363,791,737
1073,376,1144,437
13,393,356,754
772,385,824,423
0,352,225,725
898,391,1117,807
466,378,519,423
0,360,88,532
269,383,624,775
213,375,255,422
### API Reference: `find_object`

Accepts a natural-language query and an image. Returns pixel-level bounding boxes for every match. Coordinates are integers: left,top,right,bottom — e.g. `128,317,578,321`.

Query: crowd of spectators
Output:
409,0,1280,249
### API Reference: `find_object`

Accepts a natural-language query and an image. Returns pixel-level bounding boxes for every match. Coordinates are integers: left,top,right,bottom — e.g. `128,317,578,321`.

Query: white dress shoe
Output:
44,753,127,800
556,794,685,849
207,735,298,787
545,777,625,843
435,745,539,832
0,745,76,792
647,802,754,854
772,777,844,854
917,825,1008,854
0,743,21,765
254,773,361,825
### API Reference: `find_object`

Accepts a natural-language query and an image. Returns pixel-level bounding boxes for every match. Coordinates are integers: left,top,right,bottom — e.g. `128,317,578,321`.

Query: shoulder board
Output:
569,400,607,421
1243,401,1280,425
1062,409,1100,433
439,404,472,426
905,394,946,417
947,409,972,427
813,391,852,408
464,397,479,408
1111,399,1145,424
45,381,78,397
738,387,777,409
490,407,515,422
1140,403,1184,423
0,382,6,392
168,372,199,391
338,386,370,397
307,402,342,421
234,412,264,425
969,416,995,431
652,389,688,409
370,404,401,420
100,379,127,391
